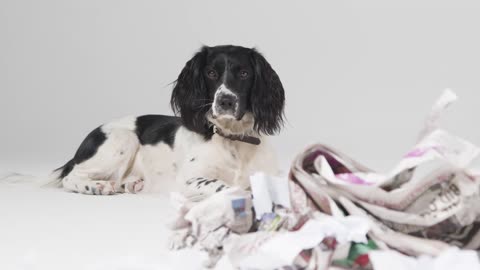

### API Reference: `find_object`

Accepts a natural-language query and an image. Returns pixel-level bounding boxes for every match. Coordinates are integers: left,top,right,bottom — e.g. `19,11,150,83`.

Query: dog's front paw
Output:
124,179,144,194
91,181,116,195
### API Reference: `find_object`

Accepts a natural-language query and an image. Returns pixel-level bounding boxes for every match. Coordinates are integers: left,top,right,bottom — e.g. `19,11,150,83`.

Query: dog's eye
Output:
207,70,218,79
239,70,249,79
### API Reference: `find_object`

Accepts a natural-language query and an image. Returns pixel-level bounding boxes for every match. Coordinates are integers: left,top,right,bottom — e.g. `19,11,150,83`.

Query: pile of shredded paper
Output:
169,90,480,270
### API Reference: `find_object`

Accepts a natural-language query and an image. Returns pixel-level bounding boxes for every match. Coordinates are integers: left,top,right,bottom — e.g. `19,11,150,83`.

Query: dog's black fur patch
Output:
135,115,182,147
56,127,107,178
57,115,182,179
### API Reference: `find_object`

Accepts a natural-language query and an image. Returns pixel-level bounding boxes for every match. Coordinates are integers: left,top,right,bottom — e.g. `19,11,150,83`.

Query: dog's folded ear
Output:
171,47,211,136
250,49,285,135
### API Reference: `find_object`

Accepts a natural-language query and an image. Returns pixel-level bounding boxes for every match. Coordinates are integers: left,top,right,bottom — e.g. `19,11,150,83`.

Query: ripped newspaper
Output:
169,89,480,269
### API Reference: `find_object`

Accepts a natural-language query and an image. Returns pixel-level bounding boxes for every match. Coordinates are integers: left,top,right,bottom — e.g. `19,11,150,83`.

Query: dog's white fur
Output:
58,112,278,199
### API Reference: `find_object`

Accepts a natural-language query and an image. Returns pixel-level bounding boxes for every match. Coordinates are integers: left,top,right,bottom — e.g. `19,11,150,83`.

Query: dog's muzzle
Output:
213,86,238,118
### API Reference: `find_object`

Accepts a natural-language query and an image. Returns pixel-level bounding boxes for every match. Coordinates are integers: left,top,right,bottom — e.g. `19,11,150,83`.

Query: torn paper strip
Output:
250,172,292,219
417,89,457,142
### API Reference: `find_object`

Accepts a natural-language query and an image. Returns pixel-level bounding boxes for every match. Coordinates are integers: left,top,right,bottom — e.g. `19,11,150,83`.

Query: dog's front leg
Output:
182,177,231,201
176,154,235,201
175,139,255,201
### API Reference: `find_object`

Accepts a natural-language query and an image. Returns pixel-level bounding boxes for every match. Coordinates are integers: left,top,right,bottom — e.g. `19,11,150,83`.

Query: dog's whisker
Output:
195,103,213,109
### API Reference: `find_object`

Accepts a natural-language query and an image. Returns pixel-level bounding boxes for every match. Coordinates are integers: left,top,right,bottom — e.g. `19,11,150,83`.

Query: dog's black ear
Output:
250,49,285,135
171,47,211,135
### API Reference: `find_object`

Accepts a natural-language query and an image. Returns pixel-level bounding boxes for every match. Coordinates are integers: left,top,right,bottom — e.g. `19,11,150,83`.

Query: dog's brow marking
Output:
212,56,235,114
216,84,235,96
222,55,228,84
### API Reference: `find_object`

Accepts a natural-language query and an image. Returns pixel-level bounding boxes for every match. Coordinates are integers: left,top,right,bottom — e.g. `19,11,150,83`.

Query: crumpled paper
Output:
225,215,369,269
168,187,253,267
250,172,291,219
289,89,480,258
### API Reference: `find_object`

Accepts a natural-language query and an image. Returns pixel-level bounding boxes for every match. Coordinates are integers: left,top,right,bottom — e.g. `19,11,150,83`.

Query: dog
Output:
50,45,285,200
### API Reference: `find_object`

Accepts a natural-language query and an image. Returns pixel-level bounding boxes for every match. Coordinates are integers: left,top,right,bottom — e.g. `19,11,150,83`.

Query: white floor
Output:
4,154,473,270
0,175,234,270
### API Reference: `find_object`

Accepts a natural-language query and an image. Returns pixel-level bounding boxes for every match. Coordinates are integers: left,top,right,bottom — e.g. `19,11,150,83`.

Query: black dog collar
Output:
213,126,261,145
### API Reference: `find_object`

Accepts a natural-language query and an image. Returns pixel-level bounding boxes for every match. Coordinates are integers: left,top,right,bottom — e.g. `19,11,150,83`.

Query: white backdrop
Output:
2,0,480,174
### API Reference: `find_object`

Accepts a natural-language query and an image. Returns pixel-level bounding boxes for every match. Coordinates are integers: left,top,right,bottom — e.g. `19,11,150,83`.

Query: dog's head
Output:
171,45,285,137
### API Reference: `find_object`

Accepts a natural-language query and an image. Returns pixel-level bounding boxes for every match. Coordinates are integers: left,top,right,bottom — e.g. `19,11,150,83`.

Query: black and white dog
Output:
52,45,285,200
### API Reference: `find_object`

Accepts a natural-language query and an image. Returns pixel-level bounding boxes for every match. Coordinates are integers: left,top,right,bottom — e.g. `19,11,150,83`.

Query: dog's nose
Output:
218,94,237,111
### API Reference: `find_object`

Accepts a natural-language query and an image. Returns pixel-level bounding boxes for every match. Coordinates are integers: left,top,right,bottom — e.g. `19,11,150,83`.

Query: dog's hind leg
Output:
62,175,117,195
61,128,140,195
62,175,144,195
